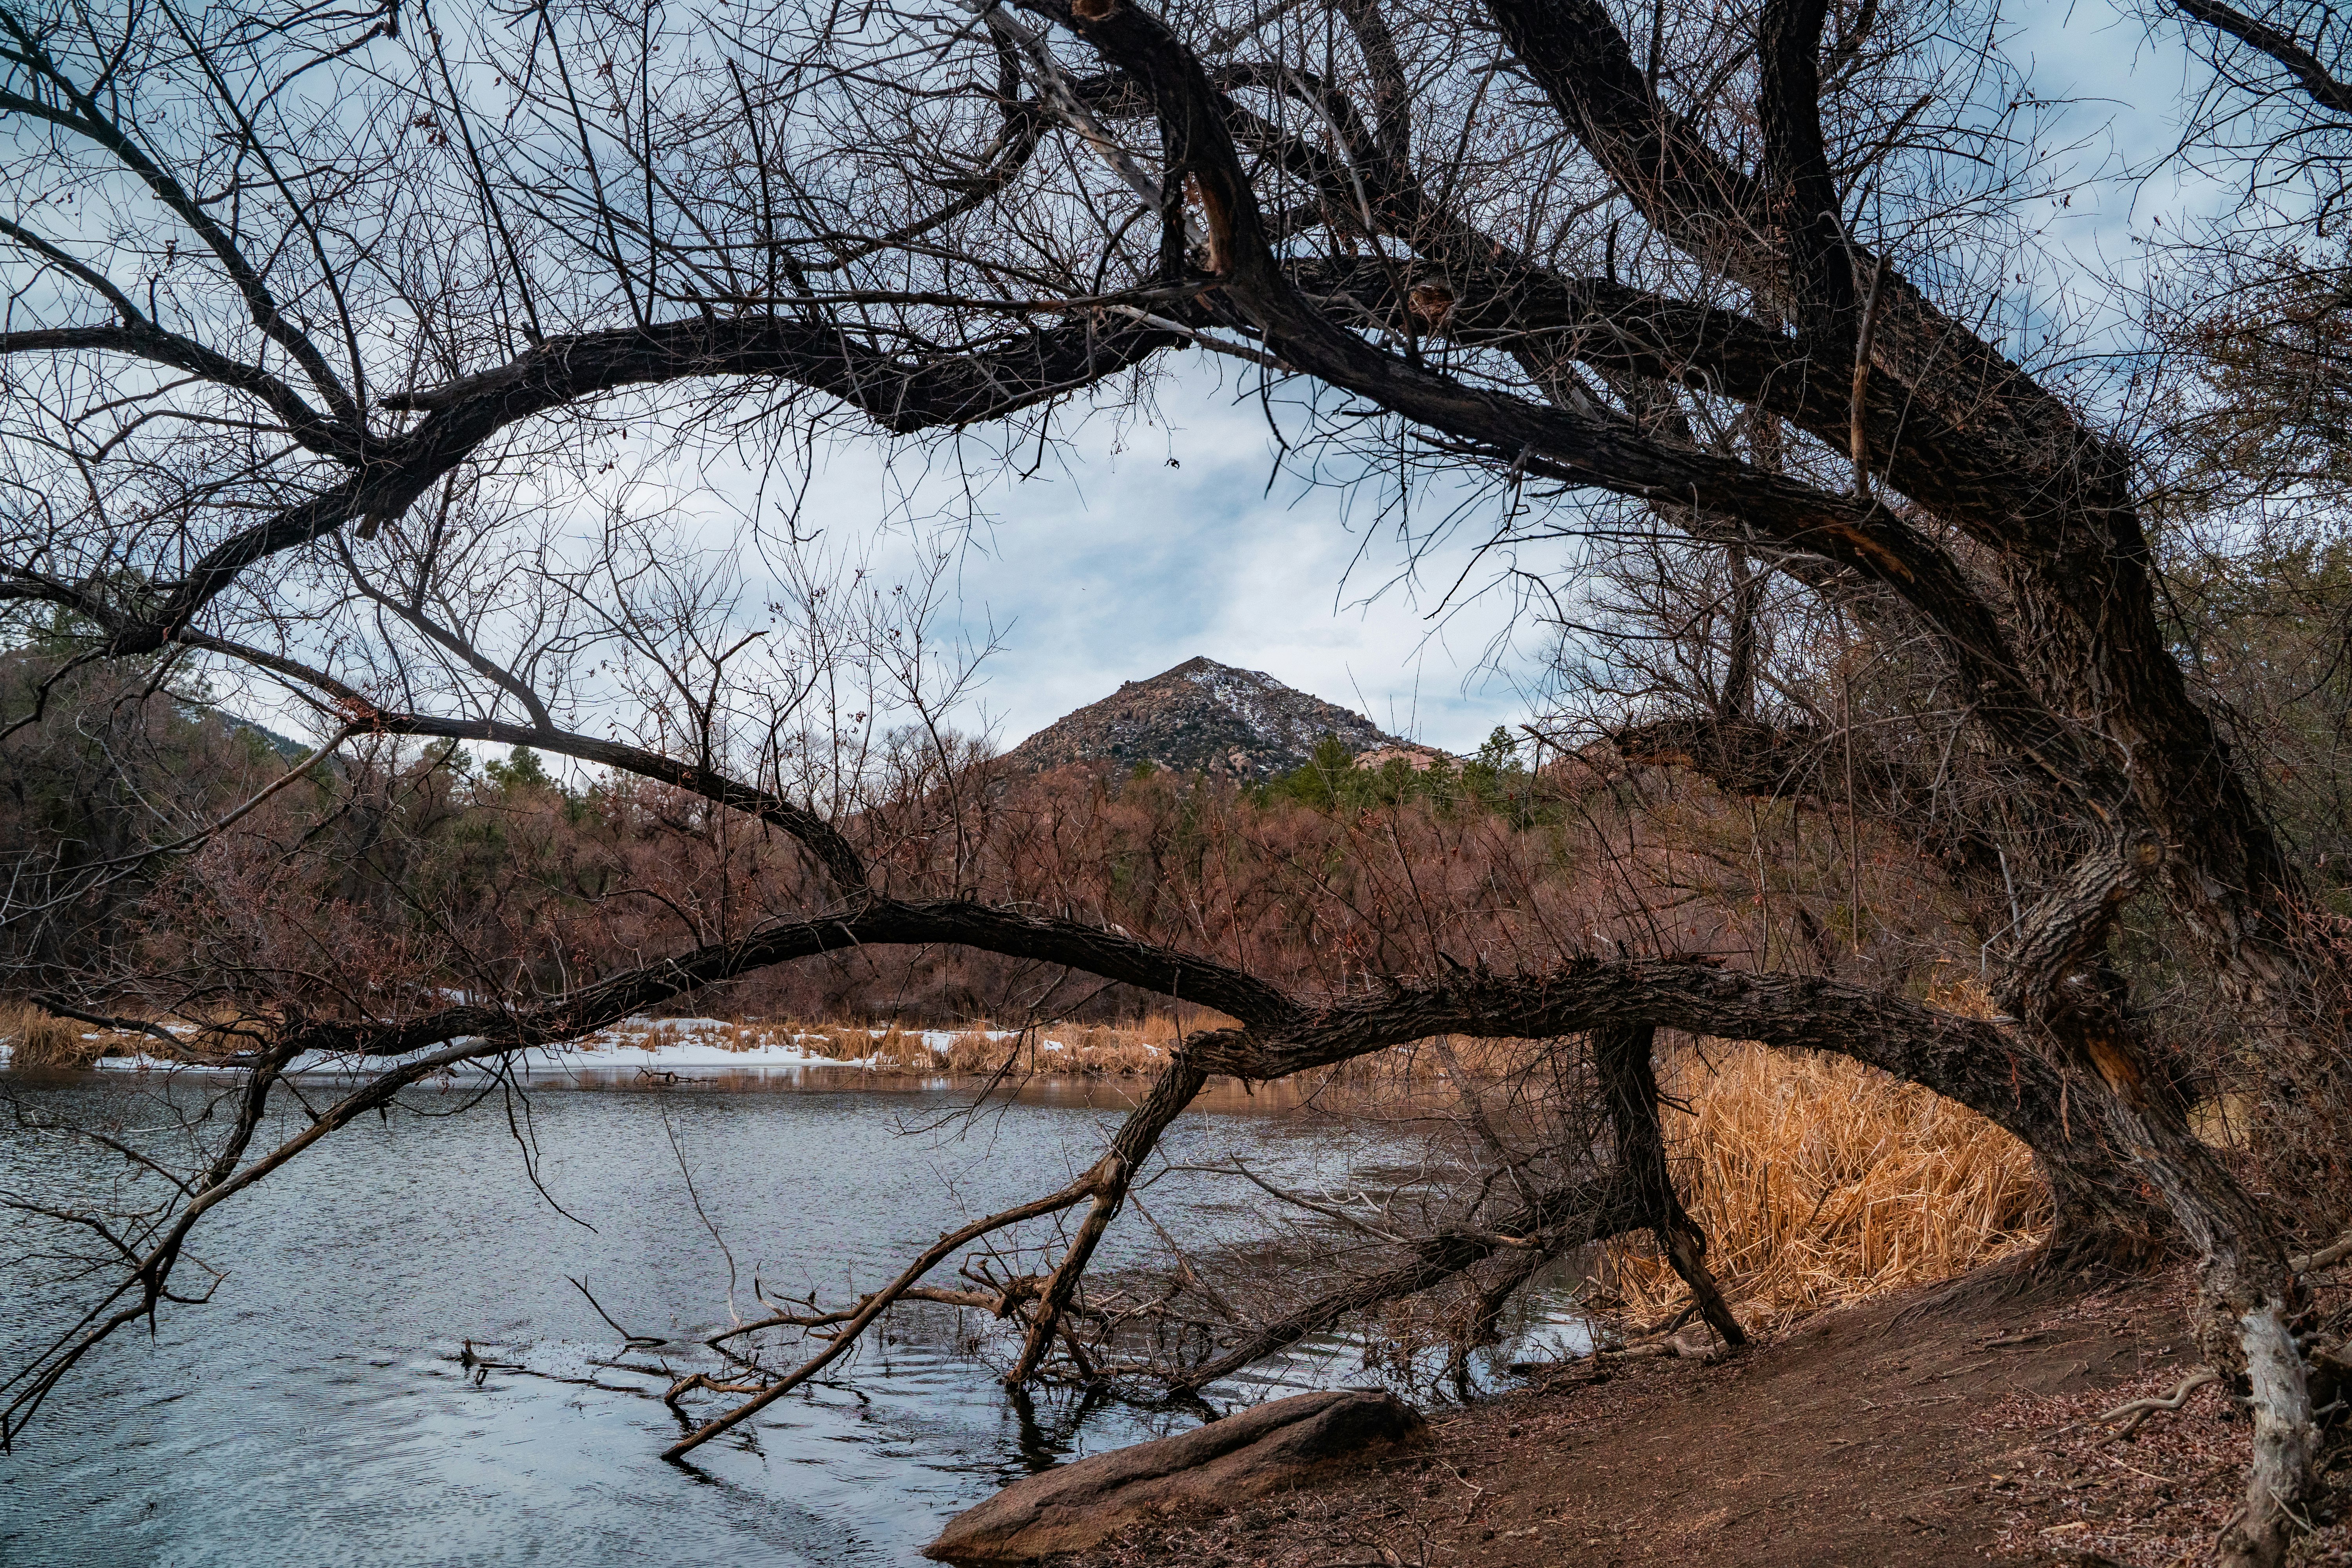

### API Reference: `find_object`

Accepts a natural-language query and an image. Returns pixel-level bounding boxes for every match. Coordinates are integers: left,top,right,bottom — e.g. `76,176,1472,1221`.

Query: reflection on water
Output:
0,1065,1588,1566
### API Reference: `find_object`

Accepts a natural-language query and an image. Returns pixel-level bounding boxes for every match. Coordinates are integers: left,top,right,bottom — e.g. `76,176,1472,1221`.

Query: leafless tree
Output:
5,0,2352,1557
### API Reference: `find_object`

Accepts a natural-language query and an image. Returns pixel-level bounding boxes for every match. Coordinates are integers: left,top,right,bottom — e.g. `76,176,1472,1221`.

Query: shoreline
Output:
0,1014,1180,1078
1060,1262,2352,1568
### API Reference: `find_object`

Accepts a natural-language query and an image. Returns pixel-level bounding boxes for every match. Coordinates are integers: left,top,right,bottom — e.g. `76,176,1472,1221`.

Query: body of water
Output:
0,1065,1587,1566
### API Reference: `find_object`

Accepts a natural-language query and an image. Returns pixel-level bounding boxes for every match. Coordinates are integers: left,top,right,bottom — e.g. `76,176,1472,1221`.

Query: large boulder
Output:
923,1388,1426,1564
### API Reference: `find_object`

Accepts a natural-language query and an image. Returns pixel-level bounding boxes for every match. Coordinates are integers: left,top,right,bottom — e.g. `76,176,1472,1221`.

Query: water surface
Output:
0,1065,1584,1566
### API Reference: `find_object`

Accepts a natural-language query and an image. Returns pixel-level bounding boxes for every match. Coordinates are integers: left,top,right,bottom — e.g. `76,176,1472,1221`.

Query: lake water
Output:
0,1065,1590,1566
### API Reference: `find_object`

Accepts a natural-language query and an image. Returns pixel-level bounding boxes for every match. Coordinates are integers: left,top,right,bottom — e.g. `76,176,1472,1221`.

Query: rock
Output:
1668,1327,1714,1359
922,1388,1426,1564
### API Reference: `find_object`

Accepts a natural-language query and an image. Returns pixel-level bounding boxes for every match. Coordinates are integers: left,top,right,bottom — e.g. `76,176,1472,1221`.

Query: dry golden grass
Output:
0,1000,89,1069
1608,1039,2051,1333
0,1000,213,1068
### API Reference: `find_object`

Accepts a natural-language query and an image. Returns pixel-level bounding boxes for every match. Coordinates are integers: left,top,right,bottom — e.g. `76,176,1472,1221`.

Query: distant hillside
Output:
1005,656,1426,782
211,711,315,764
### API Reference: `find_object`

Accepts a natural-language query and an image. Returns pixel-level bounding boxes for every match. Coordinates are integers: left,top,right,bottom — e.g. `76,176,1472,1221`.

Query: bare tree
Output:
5,0,2352,1558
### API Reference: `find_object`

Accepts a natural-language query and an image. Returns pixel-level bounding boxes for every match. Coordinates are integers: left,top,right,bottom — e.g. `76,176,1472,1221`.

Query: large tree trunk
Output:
2040,989,2320,1567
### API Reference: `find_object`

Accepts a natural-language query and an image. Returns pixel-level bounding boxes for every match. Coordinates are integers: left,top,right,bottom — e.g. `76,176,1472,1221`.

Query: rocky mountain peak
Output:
1005,657,1419,781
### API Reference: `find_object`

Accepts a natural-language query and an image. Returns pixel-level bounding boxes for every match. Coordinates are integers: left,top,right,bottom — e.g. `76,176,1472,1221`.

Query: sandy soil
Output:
1064,1263,2351,1568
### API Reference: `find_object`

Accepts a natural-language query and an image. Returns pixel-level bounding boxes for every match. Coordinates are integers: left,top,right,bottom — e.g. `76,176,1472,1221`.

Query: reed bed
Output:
0,1000,89,1069
1607,1040,2051,1332
0,1001,222,1068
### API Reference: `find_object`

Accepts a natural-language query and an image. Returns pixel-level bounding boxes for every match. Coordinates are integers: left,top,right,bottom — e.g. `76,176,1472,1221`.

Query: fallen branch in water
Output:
569,1276,668,1348
709,1277,1061,1346
662,1372,768,1408
660,1162,1108,1460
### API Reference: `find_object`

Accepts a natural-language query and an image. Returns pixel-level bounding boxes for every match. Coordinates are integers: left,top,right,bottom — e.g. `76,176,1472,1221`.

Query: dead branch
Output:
661,1162,1108,1459
2291,1229,2352,1274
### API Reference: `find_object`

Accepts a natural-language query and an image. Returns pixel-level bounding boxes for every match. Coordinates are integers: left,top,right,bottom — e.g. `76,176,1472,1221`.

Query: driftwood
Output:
922,1389,1425,1565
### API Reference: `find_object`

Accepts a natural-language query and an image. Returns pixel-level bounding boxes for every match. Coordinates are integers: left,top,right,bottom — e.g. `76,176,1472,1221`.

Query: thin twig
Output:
568,1276,668,1348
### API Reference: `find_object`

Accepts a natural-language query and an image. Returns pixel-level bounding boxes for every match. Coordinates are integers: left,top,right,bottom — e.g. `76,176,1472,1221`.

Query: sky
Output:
184,0,2252,759
773,374,1541,755
730,0,2238,758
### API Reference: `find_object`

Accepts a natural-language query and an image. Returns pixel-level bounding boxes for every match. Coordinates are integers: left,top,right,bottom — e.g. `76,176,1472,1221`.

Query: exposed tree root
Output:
2046,1367,2221,1442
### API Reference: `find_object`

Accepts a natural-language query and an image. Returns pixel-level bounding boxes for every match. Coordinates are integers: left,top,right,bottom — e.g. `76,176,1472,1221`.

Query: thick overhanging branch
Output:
1049,9,2316,1096
1083,53,2067,543
1419,0,2330,1138
1043,0,2129,823
1281,258,2028,537
247,892,2095,1187
1071,0,2292,1022
1477,0,2119,496
54,312,1180,655
1757,0,1857,353
2177,0,2352,116
374,310,1179,426
2001,832,2166,1019
1474,0,1763,252
266,898,1291,1061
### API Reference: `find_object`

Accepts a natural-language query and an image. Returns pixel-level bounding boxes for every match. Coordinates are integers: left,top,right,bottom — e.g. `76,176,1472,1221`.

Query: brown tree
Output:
5,0,2351,1557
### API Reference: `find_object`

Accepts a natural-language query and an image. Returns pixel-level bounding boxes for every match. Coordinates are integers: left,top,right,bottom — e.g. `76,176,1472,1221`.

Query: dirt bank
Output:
1066,1265,2351,1568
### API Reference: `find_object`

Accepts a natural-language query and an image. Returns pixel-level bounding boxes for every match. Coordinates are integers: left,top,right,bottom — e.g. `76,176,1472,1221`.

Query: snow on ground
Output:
1,1016,1164,1075
64,1038,861,1077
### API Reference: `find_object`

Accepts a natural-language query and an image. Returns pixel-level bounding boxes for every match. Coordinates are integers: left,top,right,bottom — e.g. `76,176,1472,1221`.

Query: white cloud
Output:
218,0,2261,761
780,370,1541,753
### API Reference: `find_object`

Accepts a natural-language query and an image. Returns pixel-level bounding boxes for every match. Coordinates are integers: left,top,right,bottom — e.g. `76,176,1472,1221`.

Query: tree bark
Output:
2031,991,2318,1566
1594,1024,1747,1349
